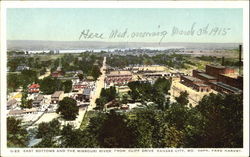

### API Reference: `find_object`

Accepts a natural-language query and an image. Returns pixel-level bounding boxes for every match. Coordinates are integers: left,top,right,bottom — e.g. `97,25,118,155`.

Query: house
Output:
72,80,88,92
76,88,92,102
51,91,64,104
7,99,18,110
8,108,38,117
28,84,40,93
8,110,24,117
12,92,22,102
83,88,91,102
104,100,119,110
32,95,44,107
16,65,30,71
51,71,63,77
76,70,83,75
127,102,143,110
120,104,129,110
51,67,64,77
22,108,38,114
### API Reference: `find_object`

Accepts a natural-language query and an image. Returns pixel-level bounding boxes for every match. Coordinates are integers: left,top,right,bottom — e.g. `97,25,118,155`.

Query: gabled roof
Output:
29,84,40,89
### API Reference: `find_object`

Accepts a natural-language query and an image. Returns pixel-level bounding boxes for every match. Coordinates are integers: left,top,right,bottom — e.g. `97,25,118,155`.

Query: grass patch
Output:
80,110,97,130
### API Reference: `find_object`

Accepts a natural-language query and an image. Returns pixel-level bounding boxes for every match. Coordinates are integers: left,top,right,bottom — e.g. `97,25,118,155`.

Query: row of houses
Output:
104,68,186,88
105,70,133,88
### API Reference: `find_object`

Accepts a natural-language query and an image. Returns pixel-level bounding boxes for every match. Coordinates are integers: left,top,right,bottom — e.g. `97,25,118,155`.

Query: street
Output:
88,56,106,110
38,68,51,80
74,56,106,128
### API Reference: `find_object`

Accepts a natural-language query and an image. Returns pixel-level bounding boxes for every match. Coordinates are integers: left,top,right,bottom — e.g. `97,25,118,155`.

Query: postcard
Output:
0,1,249,157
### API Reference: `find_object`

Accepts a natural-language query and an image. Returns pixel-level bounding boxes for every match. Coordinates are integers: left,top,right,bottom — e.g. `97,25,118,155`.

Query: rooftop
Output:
83,88,91,95
143,72,170,76
182,76,203,82
7,99,17,107
212,82,242,93
51,91,64,98
207,64,226,69
34,95,44,101
29,84,40,89
9,108,38,115
193,69,205,73
107,70,132,76
8,110,24,115
194,83,209,87
221,73,239,79
12,93,22,99
198,73,217,80
24,108,38,113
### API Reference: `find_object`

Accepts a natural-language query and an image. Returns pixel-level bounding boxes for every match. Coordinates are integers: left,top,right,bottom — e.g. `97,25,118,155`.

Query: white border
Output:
0,1,249,157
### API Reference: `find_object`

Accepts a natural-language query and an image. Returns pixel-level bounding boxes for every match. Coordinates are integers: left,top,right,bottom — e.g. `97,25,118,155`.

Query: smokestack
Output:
239,44,242,75
239,45,242,62
222,57,225,66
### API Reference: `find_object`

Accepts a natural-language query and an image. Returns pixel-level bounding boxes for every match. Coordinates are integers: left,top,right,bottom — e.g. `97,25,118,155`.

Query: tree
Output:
91,65,101,81
36,119,61,139
127,108,165,148
175,91,189,106
78,73,84,81
121,94,129,104
39,76,63,94
100,86,117,102
26,99,33,108
60,124,99,148
163,126,185,148
128,81,166,108
20,87,32,108
154,77,172,95
39,67,47,75
20,70,38,87
34,119,61,148
97,110,136,148
63,80,72,93
194,93,243,148
95,97,107,110
163,91,192,147
7,73,21,92
34,136,58,148
95,87,117,110
165,102,190,131
57,97,79,120
60,124,79,147
7,117,29,147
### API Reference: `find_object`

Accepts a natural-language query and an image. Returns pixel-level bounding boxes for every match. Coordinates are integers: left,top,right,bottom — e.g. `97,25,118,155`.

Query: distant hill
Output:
7,40,241,51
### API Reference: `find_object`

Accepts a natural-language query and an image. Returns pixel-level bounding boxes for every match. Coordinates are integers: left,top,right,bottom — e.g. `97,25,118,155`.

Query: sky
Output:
7,8,243,43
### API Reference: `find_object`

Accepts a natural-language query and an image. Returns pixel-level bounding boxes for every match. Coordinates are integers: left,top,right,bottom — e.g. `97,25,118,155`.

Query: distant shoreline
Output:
7,40,241,51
